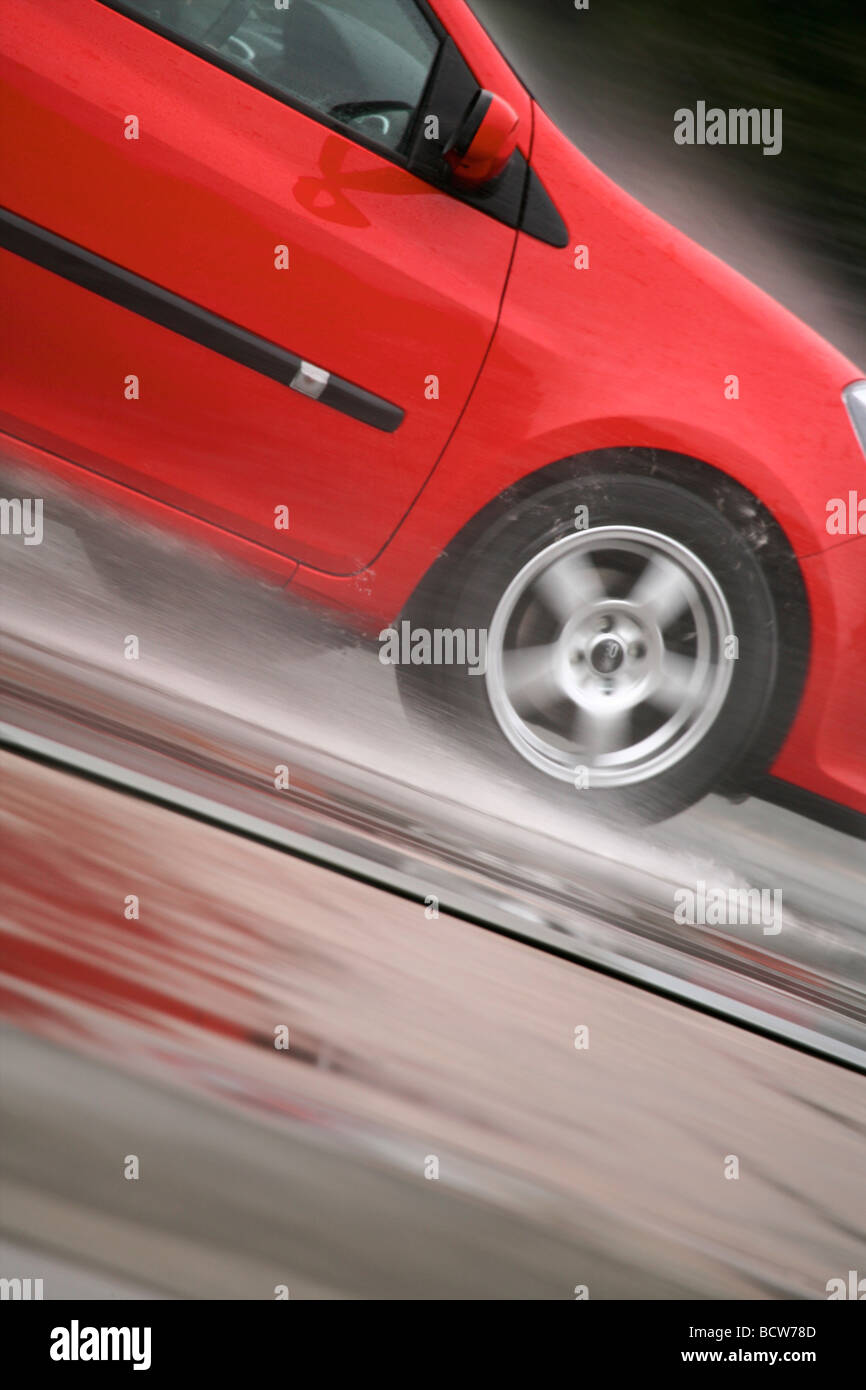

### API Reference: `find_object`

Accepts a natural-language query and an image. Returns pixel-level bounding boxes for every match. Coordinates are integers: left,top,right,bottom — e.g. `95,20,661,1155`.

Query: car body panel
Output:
0,0,520,571
0,0,863,815
772,535,866,809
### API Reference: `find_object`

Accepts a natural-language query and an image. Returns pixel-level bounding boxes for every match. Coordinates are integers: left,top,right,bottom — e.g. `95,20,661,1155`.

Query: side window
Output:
114,0,441,153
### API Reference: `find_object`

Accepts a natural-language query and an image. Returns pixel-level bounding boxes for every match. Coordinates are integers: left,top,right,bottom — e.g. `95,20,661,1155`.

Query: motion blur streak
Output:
2,752,865,1299
1,474,865,1061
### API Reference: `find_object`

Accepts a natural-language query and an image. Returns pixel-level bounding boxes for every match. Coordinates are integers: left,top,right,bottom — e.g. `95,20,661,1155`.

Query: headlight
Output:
842,380,866,459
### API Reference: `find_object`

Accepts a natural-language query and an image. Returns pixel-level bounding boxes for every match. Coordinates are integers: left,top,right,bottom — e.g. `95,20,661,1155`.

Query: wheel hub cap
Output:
588,632,625,675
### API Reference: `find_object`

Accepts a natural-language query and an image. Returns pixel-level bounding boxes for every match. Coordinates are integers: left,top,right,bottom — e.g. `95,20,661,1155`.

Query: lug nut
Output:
628,641,646,659
597,615,613,632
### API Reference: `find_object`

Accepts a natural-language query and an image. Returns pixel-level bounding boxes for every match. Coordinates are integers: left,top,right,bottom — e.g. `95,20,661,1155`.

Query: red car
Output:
1,0,864,823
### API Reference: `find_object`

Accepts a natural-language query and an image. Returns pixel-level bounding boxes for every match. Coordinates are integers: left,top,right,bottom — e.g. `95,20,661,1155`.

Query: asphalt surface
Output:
2,753,865,1299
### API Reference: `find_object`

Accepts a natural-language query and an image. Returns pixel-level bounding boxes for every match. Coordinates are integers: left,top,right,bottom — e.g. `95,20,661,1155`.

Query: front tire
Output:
396,472,792,822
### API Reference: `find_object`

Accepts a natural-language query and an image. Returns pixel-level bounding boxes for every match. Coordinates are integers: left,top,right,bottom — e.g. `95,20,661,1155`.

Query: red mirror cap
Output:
445,92,520,188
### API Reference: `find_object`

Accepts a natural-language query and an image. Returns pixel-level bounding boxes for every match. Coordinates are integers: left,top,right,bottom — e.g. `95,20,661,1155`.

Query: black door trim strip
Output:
0,206,404,434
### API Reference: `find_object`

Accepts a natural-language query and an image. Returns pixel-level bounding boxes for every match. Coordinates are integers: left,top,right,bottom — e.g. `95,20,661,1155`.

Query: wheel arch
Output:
401,445,811,791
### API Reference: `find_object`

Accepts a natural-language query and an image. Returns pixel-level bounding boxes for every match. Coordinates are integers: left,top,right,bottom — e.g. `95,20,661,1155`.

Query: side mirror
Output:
444,90,519,189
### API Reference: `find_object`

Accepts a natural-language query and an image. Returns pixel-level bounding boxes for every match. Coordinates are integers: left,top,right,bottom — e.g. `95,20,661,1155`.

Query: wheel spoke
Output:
630,554,692,630
533,554,605,625
574,702,631,759
650,651,700,714
501,644,562,715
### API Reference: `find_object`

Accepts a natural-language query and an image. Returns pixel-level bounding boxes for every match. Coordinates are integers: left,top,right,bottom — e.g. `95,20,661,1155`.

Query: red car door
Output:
0,0,527,573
